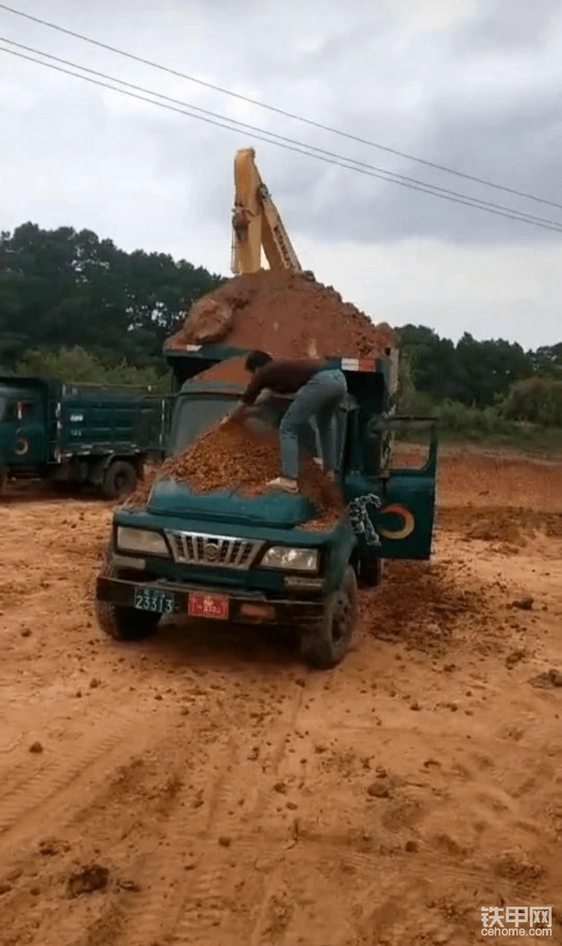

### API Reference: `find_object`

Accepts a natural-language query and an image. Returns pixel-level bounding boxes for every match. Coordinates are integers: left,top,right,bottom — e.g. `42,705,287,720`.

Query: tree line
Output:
1,223,561,428
0,223,223,369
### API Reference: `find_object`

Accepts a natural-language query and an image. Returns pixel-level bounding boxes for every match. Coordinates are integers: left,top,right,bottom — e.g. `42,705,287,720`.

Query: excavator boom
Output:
231,148,302,275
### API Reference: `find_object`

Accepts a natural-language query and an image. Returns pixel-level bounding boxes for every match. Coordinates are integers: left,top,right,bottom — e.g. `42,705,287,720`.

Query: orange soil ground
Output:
0,448,561,945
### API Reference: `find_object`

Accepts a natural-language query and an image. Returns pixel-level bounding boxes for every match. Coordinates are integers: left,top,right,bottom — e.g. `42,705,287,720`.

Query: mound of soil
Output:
149,269,396,513
166,270,396,367
464,516,524,546
361,561,490,654
129,419,344,524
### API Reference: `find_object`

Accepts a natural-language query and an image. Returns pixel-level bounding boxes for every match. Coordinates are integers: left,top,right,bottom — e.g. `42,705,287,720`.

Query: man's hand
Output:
219,402,246,429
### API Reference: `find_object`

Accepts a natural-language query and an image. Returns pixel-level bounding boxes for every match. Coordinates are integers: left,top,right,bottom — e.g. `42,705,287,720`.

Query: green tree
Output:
453,333,532,406
0,223,224,366
398,325,534,407
18,346,170,393
529,344,562,379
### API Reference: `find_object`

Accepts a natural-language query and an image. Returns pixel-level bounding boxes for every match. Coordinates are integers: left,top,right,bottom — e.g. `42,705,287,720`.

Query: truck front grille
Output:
166,530,264,570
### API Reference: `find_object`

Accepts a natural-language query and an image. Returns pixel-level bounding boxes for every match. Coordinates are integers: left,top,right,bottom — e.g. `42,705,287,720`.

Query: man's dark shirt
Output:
242,358,327,406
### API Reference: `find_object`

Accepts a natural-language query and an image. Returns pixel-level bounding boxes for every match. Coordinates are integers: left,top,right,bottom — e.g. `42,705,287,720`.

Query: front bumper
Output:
96,576,325,627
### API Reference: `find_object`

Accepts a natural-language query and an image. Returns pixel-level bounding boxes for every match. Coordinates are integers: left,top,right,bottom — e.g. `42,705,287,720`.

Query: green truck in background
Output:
0,376,171,498
94,343,438,669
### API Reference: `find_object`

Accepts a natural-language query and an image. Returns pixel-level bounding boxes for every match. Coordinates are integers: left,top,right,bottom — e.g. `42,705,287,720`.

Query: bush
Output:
18,347,170,393
499,378,562,427
435,399,517,438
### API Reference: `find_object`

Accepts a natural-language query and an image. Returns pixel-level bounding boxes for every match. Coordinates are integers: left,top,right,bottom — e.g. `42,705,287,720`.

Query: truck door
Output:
350,417,437,561
5,395,47,466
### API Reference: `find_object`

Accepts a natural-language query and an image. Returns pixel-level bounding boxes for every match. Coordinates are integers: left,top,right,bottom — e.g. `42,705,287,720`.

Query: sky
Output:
1,0,561,349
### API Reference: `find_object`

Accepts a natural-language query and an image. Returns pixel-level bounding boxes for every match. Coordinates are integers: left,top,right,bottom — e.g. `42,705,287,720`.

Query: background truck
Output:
0,375,170,498
94,344,437,668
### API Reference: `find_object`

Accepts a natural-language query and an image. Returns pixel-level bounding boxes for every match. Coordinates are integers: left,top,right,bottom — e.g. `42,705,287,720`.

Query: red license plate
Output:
188,592,229,621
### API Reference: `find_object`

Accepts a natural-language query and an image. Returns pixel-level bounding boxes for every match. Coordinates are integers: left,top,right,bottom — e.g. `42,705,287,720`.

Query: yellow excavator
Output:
231,148,302,275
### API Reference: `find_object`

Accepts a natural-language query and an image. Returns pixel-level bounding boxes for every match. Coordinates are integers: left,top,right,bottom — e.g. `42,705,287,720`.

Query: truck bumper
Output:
96,576,325,627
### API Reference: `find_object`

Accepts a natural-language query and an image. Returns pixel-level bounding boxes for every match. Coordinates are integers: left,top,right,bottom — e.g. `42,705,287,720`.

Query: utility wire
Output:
3,43,562,236
3,38,562,236
5,36,562,230
1,1,560,213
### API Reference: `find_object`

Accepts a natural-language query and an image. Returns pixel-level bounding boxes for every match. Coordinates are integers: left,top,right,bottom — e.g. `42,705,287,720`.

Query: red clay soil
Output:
128,419,344,521
164,420,343,509
153,269,395,511
166,270,396,367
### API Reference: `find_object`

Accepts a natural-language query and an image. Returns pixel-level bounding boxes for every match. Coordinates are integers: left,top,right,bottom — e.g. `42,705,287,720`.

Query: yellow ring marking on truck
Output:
378,504,415,539
14,437,29,456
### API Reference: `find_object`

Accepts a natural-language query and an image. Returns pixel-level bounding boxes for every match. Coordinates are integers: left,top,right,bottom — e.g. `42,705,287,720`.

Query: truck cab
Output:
0,379,50,485
95,346,437,668
0,376,170,497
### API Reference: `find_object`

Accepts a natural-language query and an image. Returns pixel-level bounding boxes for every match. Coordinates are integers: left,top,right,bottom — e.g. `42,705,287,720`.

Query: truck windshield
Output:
170,392,347,467
170,396,238,455
170,393,291,456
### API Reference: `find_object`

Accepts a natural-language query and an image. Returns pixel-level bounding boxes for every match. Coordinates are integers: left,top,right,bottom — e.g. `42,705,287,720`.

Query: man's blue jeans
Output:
279,368,347,480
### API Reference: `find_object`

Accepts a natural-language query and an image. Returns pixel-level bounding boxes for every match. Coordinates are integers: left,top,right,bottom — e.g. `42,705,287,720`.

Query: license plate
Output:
188,592,229,621
133,587,175,614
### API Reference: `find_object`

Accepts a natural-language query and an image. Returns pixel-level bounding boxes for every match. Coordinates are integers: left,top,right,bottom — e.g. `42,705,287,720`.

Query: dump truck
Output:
94,343,437,668
0,376,170,498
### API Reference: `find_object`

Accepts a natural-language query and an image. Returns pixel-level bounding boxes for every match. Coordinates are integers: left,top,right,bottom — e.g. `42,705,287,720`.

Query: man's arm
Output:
241,365,271,406
219,365,272,428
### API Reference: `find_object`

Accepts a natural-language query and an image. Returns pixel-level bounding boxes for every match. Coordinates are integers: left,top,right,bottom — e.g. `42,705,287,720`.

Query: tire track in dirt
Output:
0,705,169,865
113,681,307,946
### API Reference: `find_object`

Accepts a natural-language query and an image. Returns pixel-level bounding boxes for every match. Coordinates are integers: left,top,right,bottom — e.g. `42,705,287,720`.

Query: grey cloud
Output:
454,0,559,52
128,0,562,248
2,0,562,300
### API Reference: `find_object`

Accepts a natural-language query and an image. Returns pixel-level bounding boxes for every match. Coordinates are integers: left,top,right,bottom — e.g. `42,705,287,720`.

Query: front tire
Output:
300,565,358,669
101,460,138,500
95,554,159,641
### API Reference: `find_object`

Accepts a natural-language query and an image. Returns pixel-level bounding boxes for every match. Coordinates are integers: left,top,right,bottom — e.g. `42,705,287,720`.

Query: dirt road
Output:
1,451,561,945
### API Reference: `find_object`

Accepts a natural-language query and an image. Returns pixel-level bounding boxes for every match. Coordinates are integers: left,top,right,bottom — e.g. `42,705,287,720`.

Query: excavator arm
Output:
231,148,302,275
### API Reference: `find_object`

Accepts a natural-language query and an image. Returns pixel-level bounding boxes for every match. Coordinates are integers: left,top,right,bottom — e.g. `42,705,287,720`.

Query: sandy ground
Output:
0,450,561,946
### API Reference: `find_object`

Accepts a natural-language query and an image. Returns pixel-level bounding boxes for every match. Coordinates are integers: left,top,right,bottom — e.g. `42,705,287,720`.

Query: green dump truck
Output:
94,343,437,668
0,376,170,498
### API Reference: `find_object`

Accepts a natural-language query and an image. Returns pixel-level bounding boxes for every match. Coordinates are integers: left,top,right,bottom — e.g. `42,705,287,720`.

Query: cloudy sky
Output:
1,0,561,348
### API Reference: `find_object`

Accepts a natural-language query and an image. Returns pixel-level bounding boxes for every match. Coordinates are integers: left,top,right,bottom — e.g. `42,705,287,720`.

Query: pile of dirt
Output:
166,270,396,367
439,506,562,544
129,419,344,523
361,561,490,654
152,269,396,509
464,515,524,546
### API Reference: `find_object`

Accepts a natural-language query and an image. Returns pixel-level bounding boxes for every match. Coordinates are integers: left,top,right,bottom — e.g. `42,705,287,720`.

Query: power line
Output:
3,38,562,236
3,43,562,237
1,1,560,213
6,36,562,230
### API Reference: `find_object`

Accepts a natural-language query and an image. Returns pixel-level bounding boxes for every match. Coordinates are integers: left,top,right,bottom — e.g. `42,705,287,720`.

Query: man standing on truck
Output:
221,350,347,493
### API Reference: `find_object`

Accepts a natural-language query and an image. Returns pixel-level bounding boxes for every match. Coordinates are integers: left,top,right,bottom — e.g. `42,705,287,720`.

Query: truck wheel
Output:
358,557,383,588
95,556,159,642
300,565,358,669
101,461,138,500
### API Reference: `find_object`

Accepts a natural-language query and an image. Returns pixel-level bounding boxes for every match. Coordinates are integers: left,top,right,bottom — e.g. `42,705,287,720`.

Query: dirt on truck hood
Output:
128,420,345,530
146,477,321,530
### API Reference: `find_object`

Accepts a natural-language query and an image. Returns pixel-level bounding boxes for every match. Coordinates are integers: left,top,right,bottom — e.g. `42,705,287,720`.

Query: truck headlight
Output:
116,526,169,557
261,547,319,573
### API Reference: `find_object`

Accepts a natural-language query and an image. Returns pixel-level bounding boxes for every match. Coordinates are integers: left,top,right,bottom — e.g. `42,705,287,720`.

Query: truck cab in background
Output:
0,376,171,498
94,345,437,669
